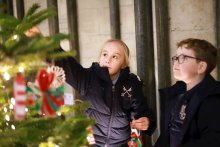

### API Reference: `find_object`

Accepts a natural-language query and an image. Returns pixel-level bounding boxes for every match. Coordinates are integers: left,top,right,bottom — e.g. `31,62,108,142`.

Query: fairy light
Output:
11,124,15,130
11,98,15,105
9,104,14,109
0,85,5,89
25,108,28,112
3,72,10,81
5,114,10,121
57,112,61,116
3,107,7,113
18,66,25,73
13,34,19,41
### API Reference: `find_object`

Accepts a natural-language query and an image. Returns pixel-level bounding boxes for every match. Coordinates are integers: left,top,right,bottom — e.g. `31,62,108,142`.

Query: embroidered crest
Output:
179,104,186,120
121,86,132,98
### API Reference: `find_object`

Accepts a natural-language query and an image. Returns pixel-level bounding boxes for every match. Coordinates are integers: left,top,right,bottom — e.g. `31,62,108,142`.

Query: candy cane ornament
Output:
13,74,26,120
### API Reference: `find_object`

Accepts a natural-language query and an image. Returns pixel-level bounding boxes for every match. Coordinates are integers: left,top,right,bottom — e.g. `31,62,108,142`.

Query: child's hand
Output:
131,117,150,131
25,26,42,37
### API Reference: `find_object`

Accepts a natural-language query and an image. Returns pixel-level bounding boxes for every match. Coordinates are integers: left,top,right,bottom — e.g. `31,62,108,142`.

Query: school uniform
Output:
155,74,220,147
55,54,155,146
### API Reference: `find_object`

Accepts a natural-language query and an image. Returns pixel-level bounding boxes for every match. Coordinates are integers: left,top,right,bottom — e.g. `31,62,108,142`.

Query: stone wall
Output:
20,0,216,143
168,0,216,79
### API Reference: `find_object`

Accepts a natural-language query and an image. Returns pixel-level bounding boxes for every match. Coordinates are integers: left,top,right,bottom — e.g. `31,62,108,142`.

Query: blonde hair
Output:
101,39,130,67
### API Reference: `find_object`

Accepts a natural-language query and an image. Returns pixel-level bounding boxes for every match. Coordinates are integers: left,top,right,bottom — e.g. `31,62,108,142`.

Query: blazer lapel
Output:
180,92,203,142
164,97,176,133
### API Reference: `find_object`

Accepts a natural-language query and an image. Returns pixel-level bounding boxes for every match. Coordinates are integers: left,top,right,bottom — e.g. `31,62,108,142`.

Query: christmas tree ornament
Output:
86,126,96,145
37,68,54,92
0,3,92,146
128,126,143,147
27,67,65,116
47,66,66,88
13,73,26,120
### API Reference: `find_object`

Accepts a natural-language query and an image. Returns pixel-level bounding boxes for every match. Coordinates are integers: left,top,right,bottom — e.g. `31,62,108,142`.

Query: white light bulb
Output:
3,107,7,112
13,34,18,40
5,114,10,121
11,98,15,105
18,66,25,73
25,108,28,112
57,112,61,116
11,124,15,130
3,72,10,81
9,104,13,109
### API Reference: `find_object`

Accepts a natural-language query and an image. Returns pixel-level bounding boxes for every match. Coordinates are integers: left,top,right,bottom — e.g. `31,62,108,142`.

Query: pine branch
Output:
16,6,57,34
25,3,40,17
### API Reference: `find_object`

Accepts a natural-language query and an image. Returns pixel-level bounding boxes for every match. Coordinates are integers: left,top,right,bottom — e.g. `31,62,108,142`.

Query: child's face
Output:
172,46,202,83
99,42,126,80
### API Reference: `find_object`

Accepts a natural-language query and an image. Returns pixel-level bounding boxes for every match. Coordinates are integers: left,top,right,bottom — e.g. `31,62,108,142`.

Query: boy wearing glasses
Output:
155,38,220,147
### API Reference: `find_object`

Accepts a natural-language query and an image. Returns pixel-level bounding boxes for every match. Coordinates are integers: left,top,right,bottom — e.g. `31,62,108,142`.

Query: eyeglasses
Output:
171,54,204,64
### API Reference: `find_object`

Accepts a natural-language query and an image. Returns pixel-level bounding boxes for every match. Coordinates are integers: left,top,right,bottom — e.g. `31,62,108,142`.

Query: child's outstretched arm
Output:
54,48,92,96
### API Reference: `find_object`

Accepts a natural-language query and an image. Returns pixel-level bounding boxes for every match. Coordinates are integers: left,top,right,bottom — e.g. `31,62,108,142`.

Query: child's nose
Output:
105,57,111,63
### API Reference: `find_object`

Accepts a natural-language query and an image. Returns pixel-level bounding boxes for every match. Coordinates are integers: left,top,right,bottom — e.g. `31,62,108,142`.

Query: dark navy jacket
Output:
155,74,220,147
55,55,155,146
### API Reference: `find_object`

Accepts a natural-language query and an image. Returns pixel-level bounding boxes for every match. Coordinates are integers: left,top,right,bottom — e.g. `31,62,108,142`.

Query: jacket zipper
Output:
105,85,115,147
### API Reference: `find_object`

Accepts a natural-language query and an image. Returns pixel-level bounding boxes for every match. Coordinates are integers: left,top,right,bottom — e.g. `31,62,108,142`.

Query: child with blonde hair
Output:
55,39,155,146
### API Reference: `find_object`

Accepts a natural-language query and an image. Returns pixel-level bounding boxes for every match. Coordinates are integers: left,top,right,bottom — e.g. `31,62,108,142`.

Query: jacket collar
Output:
160,74,220,99
91,62,130,84
160,74,220,141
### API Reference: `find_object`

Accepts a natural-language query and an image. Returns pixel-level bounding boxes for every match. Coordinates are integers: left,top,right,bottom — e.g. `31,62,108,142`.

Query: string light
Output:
25,108,28,112
3,72,10,81
13,34,19,41
9,104,13,110
11,98,15,105
11,124,15,130
3,107,7,113
5,114,10,121
18,66,25,73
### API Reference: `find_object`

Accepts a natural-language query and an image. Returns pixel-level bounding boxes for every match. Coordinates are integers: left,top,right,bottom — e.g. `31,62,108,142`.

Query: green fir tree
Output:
0,3,95,147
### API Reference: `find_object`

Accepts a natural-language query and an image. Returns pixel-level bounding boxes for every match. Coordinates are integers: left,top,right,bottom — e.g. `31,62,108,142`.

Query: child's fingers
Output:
131,117,150,130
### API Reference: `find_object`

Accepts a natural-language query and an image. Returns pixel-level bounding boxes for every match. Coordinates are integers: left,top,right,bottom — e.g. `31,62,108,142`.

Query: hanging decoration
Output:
13,73,27,120
27,66,65,116
128,126,143,147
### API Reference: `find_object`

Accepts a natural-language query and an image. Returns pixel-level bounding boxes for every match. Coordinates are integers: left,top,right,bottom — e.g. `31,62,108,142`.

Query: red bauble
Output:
37,69,54,92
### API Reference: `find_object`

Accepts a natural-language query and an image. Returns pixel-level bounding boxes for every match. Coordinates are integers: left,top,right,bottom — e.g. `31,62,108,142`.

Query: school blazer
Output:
55,54,155,146
155,74,220,147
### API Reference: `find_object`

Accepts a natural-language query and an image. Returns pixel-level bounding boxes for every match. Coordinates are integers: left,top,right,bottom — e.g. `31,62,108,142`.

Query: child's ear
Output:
198,61,207,74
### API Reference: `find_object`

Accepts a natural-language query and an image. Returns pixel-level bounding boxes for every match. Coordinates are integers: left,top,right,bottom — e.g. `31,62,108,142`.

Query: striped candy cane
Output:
13,74,26,120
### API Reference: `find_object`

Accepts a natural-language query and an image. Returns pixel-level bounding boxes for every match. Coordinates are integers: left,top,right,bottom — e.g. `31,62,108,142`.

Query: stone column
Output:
109,0,121,39
134,0,155,146
47,0,59,35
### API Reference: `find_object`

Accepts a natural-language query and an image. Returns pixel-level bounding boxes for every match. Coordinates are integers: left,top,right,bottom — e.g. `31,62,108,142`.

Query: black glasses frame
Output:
171,54,204,64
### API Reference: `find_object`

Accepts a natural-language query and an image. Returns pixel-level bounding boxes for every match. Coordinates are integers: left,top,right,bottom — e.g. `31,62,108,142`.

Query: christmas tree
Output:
0,3,95,147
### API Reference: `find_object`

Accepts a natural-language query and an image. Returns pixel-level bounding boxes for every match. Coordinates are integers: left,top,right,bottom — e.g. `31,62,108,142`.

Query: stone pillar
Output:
216,0,220,80
109,0,121,39
16,0,24,20
66,0,79,61
7,0,13,15
154,0,171,89
47,0,59,35
134,0,155,146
